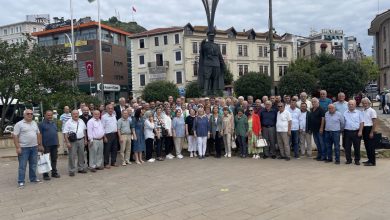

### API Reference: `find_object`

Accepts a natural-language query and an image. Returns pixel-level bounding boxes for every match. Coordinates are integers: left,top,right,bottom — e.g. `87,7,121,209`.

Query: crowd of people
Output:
13,90,378,188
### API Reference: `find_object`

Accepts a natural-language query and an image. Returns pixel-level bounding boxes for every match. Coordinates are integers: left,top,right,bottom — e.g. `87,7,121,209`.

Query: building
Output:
369,9,390,92
33,17,132,101
344,36,365,62
130,24,294,97
0,14,48,45
282,33,332,60
310,29,347,60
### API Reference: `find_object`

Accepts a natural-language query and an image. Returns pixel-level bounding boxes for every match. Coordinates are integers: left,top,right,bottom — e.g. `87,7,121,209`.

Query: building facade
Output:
369,9,390,92
0,15,48,45
130,24,294,97
33,18,132,101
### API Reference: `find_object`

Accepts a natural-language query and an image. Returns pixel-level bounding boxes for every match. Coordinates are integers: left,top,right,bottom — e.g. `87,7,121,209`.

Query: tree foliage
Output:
102,16,147,34
360,57,380,81
185,81,201,98
318,60,368,97
224,67,234,85
279,72,317,96
287,58,318,77
0,41,78,135
234,72,272,100
142,81,179,102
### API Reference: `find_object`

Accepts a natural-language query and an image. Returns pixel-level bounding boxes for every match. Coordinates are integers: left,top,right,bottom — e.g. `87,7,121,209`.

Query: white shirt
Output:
63,119,86,139
144,120,155,139
162,114,172,136
362,107,377,127
101,113,118,134
299,111,307,131
287,107,301,131
343,110,363,130
276,110,292,132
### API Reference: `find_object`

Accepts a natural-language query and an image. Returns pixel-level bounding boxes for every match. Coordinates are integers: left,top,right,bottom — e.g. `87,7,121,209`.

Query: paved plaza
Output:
0,154,390,220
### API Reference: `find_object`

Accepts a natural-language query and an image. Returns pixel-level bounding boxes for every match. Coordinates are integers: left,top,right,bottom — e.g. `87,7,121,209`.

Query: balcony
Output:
148,61,169,68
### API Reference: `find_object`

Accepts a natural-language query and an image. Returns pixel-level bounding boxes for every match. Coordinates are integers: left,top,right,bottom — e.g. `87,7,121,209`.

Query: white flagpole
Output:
98,0,104,102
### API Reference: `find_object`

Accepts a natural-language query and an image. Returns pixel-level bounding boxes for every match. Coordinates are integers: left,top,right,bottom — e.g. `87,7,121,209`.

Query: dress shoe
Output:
345,161,352,164
364,163,376,166
355,161,360,166
271,155,276,159
104,165,111,169
362,160,369,164
325,160,333,163
78,170,88,174
262,155,269,159
285,157,290,161
111,164,119,167
90,168,97,172
335,161,340,165
43,175,51,181
69,172,75,177
52,173,61,178
96,167,104,170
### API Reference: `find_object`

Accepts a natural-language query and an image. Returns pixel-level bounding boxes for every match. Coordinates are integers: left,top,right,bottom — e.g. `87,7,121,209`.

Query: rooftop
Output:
368,9,390,35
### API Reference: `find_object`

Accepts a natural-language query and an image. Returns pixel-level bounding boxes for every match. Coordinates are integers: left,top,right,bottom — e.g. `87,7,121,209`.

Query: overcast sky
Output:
1,0,389,55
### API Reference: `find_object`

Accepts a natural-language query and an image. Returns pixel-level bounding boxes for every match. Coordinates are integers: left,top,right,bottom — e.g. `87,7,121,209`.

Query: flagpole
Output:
70,0,77,108
98,0,104,102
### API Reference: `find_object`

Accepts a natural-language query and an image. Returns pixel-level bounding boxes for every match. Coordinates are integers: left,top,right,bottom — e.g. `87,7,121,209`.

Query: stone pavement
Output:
1,155,390,220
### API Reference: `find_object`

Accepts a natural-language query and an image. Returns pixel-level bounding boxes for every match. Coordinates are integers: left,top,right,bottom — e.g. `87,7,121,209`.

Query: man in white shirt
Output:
361,98,377,166
287,98,301,159
101,104,119,168
276,103,292,161
63,110,87,176
343,100,363,165
296,92,312,111
87,110,105,171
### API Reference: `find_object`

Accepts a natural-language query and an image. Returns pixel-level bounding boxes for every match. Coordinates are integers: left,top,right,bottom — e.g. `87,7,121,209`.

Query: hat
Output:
249,107,254,111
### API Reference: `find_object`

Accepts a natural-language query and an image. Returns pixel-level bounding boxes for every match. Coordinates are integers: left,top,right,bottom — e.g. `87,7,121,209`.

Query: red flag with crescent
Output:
85,61,94,78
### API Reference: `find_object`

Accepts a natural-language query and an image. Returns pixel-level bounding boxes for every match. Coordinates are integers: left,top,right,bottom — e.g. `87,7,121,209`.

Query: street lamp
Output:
268,0,275,95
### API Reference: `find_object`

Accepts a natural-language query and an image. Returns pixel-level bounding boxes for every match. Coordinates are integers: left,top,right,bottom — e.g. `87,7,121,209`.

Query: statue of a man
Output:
198,30,225,96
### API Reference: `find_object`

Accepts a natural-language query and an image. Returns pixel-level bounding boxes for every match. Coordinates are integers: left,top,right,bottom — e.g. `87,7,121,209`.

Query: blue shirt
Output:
193,115,210,137
325,111,344,131
334,101,348,115
172,117,185,138
343,110,363,130
319,98,332,111
260,109,277,127
39,119,59,147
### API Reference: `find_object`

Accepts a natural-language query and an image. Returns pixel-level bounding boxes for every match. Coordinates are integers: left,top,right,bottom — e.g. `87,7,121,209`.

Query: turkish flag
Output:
85,61,94,78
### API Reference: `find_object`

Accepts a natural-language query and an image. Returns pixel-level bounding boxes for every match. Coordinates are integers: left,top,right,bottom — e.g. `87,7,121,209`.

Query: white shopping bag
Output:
37,153,52,174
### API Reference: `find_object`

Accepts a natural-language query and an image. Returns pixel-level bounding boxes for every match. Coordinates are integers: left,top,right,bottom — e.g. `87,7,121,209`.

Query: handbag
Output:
232,135,237,149
256,138,268,148
68,121,79,142
37,153,52,174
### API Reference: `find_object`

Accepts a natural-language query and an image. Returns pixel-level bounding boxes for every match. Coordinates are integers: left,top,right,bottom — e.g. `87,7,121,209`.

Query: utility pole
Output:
268,0,275,95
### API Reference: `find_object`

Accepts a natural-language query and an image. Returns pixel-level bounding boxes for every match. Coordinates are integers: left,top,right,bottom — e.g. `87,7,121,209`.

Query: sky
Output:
0,0,389,55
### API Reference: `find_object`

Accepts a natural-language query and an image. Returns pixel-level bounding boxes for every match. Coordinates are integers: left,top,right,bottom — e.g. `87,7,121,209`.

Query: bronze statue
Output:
198,0,225,96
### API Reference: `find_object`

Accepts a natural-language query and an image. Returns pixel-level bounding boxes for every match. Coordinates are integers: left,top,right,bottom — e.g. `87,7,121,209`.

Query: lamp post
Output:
69,0,77,108
97,0,104,103
269,0,275,95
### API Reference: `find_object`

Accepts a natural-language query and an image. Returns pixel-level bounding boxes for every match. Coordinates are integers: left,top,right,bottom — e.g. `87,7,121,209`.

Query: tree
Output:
142,81,179,102
224,67,234,85
287,58,318,77
279,72,317,96
0,41,77,135
360,57,380,82
102,16,147,34
318,60,368,97
234,72,272,100
185,81,201,98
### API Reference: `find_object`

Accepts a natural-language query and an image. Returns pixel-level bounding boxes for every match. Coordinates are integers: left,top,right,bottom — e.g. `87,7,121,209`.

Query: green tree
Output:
0,41,77,135
224,67,234,85
318,60,368,97
102,16,147,33
287,58,318,77
234,72,272,100
279,72,317,96
142,81,179,102
185,81,201,98
360,57,380,82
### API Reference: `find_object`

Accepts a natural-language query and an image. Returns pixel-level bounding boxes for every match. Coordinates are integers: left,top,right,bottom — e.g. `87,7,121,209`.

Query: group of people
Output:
13,90,378,188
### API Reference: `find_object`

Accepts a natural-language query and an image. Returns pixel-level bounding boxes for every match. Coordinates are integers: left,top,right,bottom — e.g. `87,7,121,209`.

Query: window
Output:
139,55,145,66
154,37,159,46
174,34,180,44
193,62,198,76
139,39,145,48
384,27,386,42
114,75,124,80
385,49,388,65
278,66,288,76
303,49,306,57
243,45,248,56
176,71,183,84
11,28,14,34
283,47,287,57
244,65,248,74
259,65,268,74
102,44,112,53
221,44,227,55
156,54,163,66
264,65,268,75
264,46,268,57
238,65,248,76
33,27,37,32
140,74,146,86
3,29,7,35
259,46,263,57
192,42,198,54
175,51,182,62
238,45,243,56
278,47,283,57
164,35,168,45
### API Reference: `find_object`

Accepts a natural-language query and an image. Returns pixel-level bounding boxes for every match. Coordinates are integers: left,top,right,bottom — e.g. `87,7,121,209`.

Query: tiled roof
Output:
130,27,183,38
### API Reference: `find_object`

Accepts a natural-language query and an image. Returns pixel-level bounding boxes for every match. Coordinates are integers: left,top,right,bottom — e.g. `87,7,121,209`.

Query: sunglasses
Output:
278,106,283,108
26,113,33,115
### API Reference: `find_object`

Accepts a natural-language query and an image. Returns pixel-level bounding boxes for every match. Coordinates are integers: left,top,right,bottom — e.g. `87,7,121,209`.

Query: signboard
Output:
149,73,166,82
97,84,121,92
85,61,94,78
64,40,88,48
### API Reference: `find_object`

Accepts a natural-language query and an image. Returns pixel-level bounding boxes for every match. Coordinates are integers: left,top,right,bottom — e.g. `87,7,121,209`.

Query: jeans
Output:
18,146,38,184
290,130,299,158
43,145,58,177
313,132,325,160
324,131,341,161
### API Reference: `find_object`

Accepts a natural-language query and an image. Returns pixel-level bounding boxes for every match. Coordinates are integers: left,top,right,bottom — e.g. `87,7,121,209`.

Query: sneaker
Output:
224,153,228,157
136,161,142,165
177,154,184,159
31,179,42,184
147,158,156,163
227,153,231,158
18,182,25,189
125,160,131,164
252,155,256,159
168,153,175,158
194,152,198,157
166,155,174,160
190,152,194,158
255,155,260,159
122,162,127,166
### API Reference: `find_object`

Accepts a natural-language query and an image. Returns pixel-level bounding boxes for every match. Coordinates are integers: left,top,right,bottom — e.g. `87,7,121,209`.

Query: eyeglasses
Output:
277,106,283,108
26,113,33,115
249,110,254,112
